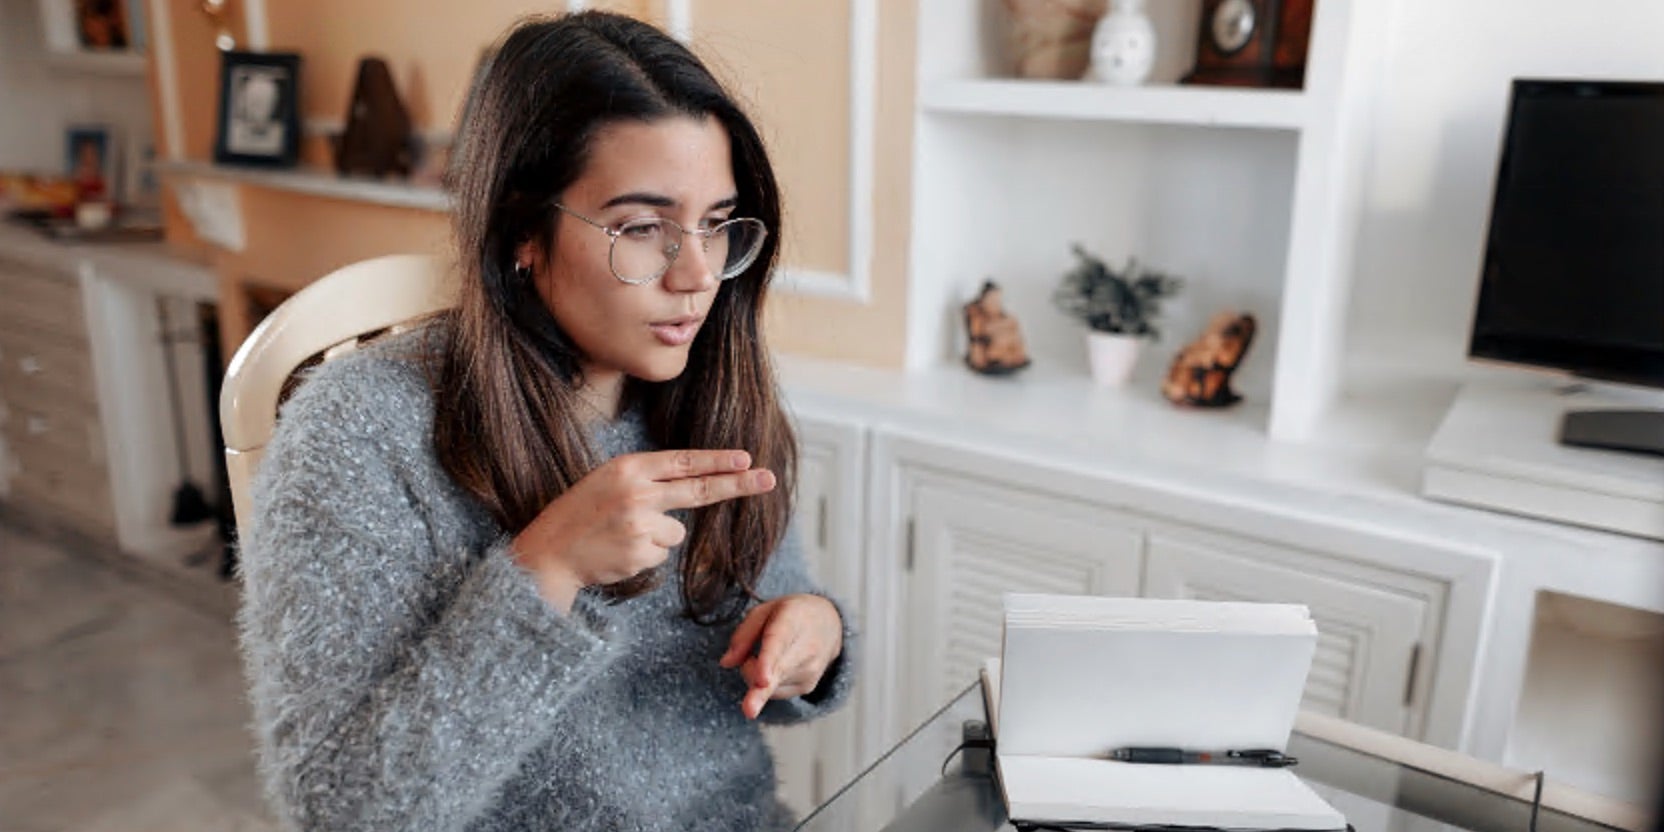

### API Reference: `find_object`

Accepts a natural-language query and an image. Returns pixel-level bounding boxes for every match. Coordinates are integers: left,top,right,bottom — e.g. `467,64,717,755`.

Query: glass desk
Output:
797,681,1632,832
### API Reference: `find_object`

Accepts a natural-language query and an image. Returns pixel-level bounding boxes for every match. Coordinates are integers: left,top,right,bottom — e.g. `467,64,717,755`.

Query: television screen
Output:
1469,79,1664,388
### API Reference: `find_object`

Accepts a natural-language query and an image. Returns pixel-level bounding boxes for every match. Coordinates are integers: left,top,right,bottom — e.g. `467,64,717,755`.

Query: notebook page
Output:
1004,593,1314,634
998,756,1346,831
999,596,1317,758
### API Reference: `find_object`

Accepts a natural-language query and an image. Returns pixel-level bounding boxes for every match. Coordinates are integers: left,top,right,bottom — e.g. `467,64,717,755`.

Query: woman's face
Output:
526,116,737,386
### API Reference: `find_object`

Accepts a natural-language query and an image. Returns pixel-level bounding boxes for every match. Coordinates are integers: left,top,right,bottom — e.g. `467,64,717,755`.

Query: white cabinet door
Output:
1144,533,1438,737
902,473,1144,731
766,413,865,817
795,416,864,610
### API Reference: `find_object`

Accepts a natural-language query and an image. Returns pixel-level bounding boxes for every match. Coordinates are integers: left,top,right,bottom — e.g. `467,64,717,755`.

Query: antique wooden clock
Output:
1181,0,1316,89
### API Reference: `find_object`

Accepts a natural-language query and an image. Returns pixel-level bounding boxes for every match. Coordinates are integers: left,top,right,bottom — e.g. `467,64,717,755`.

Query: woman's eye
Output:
620,221,663,240
700,217,730,232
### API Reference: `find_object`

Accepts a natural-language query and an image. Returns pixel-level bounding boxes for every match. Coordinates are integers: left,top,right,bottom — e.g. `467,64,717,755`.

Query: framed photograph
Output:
214,51,302,168
65,124,115,200
73,0,129,50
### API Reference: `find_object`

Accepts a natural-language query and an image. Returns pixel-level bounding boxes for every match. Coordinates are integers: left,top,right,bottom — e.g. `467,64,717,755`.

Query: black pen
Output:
1107,747,1298,768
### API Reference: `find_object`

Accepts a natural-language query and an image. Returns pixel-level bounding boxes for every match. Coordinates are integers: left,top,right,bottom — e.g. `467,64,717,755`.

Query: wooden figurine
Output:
336,57,413,178
1163,311,1257,407
963,280,1032,375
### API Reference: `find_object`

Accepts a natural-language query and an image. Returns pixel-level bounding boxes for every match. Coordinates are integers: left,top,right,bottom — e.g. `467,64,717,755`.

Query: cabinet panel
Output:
1145,534,1435,737
0,262,85,340
766,414,866,816
2,394,106,470
3,411,114,537
0,324,99,408
766,434,830,818
903,475,1143,728
795,432,837,594
0,260,109,539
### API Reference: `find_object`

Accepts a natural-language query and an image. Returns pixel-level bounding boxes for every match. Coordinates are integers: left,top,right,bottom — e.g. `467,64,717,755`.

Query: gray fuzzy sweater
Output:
236,332,854,832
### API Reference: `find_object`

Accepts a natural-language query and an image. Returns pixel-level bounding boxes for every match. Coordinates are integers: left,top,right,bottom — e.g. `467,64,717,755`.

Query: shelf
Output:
921,79,1308,132
0,221,217,300
44,49,148,77
160,161,450,213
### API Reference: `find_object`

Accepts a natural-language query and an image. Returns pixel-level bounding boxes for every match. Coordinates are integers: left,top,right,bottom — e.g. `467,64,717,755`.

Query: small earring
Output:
513,262,532,282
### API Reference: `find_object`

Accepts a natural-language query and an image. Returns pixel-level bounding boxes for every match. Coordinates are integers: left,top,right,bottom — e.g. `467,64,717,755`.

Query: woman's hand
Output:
719,594,844,719
511,449,776,613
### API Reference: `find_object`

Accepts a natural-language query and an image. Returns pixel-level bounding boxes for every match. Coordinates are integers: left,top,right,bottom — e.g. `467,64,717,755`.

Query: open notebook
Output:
985,593,1346,831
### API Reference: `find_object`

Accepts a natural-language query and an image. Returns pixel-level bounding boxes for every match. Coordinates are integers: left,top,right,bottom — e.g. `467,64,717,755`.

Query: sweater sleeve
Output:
749,521,858,725
236,359,620,831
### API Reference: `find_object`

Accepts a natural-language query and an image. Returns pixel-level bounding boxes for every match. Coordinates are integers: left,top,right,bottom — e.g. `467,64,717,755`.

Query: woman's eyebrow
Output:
596,193,740,211
600,191,676,210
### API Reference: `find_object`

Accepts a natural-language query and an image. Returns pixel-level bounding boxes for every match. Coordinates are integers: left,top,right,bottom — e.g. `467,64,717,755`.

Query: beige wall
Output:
688,1,914,366
265,0,645,136
692,1,852,276
156,0,910,367
759,0,914,367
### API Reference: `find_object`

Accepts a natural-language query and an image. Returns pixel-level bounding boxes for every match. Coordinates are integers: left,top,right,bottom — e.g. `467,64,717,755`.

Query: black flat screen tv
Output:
1469,79,1664,456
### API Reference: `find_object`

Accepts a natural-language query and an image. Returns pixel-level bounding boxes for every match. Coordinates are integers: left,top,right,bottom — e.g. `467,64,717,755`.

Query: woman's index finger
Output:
634,449,751,482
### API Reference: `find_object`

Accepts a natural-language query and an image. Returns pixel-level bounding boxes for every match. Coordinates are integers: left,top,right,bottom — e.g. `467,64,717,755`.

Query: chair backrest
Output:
220,253,455,533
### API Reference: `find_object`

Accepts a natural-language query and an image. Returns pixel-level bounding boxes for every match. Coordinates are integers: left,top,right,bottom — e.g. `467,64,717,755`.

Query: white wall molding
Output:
149,0,270,163
843,0,878,305
664,0,693,43
243,0,269,49
776,268,868,302
768,0,877,305
675,1,875,304
148,0,186,162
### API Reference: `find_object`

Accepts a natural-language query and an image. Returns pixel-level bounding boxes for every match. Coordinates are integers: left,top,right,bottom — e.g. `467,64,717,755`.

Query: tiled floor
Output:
0,524,275,831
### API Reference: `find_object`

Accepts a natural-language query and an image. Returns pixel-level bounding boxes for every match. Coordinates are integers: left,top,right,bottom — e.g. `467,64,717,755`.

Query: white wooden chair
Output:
219,253,455,533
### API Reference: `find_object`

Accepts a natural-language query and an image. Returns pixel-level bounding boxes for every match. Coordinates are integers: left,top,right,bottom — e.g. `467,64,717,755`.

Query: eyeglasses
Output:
553,203,768,286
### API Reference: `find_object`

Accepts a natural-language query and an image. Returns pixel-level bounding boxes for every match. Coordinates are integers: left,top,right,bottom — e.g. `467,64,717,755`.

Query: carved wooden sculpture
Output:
1163,312,1257,407
964,280,1032,375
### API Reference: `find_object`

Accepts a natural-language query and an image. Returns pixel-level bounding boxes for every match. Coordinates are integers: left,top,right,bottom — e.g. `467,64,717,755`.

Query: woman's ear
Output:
514,239,542,273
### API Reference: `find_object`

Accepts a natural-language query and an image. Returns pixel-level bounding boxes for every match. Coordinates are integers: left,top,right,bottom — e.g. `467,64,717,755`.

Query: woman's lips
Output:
649,316,703,346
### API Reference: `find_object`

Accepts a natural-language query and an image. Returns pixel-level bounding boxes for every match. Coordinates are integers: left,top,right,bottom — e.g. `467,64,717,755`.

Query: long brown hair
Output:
435,11,795,624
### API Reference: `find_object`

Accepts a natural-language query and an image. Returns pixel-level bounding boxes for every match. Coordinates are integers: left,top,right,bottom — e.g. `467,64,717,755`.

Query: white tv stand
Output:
1422,380,1664,541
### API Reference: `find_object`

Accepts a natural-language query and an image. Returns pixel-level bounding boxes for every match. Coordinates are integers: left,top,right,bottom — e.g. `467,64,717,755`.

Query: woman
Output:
237,12,853,831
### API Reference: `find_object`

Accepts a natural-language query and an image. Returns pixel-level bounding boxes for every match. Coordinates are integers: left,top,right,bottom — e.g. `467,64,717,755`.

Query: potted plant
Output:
1052,244,1183,386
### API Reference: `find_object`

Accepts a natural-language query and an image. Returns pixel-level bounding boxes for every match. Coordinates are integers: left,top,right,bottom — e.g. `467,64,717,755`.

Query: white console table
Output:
764,353,1664,811
0,222,221,567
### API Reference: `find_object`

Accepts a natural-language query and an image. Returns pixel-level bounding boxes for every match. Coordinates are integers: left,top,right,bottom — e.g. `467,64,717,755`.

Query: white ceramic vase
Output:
1086,331,1143,387
1089,0,1156,86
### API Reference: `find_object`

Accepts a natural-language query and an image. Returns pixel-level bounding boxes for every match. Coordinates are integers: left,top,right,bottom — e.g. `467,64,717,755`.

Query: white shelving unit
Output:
907,0,1396,441
43,50,147,76
921,79,1309,130
161,161,451,213
36,0,149,78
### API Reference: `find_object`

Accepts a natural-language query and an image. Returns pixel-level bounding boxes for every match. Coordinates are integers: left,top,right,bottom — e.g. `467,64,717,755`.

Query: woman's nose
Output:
660,237,718,293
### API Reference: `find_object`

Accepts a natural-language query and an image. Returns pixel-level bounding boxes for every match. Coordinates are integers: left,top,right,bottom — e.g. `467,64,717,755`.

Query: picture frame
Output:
73,0,130,50
213,50,303,168
65,124,116,201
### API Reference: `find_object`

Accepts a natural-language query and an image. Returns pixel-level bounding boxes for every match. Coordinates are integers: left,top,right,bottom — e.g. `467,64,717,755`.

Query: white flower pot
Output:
1089,0,1156,86
1086,331,1143,387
